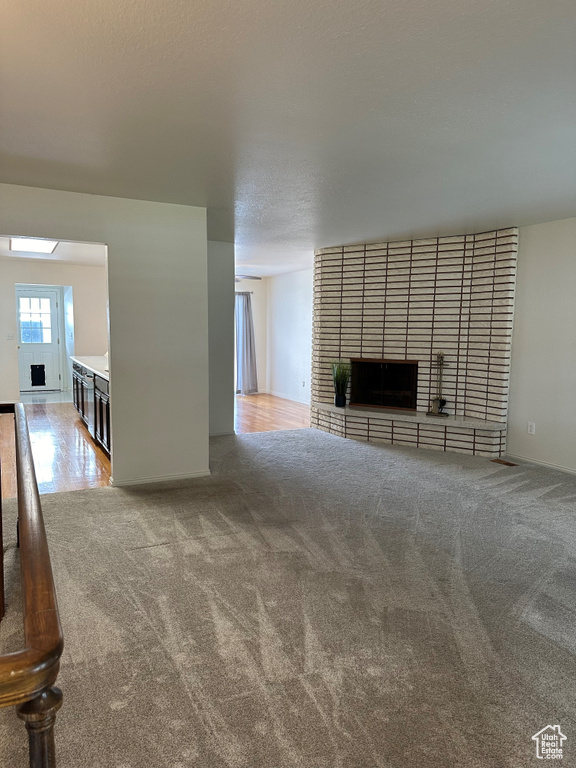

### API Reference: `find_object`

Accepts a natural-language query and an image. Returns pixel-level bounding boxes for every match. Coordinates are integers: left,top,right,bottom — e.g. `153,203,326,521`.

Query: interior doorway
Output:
0,234,111,496
233,277,311,434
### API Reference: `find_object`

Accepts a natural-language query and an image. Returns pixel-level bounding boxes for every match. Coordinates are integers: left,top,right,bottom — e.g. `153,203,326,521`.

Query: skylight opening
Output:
10,238,59,254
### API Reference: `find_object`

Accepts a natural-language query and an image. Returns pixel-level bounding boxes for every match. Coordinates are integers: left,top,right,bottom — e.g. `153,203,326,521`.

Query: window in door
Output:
19,297,53,344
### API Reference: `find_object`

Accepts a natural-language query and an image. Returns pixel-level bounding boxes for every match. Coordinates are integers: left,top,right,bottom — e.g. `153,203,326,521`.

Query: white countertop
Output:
70,356,109,381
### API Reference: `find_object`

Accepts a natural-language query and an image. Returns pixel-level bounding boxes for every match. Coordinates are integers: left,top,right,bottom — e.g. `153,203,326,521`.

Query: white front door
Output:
16,287,62,392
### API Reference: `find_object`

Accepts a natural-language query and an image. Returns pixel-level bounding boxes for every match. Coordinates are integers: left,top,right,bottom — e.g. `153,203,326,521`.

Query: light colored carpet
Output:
1,428,576,767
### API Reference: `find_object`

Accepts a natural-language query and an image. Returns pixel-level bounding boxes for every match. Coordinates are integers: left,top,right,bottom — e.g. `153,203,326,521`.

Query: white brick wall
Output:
311,228,518,457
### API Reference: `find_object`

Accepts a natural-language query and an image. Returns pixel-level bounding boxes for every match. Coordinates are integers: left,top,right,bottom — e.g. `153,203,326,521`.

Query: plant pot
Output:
334,394,346,408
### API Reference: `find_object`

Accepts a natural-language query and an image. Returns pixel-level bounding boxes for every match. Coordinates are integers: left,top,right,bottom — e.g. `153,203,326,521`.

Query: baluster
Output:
17,687,63,768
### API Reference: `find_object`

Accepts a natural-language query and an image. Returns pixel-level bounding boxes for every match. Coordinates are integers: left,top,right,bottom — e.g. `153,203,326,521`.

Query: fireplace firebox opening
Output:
350,359,418,411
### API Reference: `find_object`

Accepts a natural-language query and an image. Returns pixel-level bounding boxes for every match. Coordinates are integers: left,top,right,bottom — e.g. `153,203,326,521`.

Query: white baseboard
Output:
266,389,311,406
505,454,576,475
110,469,211,487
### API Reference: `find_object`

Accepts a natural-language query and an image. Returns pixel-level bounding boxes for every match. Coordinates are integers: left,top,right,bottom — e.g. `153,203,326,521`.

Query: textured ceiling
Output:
1,0,575,275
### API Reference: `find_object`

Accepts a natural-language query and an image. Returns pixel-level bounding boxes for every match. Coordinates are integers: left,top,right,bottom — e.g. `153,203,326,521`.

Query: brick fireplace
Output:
311,228,518,457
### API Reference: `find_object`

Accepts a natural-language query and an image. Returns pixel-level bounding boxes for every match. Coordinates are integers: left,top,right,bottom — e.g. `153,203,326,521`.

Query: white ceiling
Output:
1,0,575,276
0,237,106,267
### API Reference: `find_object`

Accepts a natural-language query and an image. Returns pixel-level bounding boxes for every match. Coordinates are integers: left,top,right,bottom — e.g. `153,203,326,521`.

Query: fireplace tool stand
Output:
427,351,449,417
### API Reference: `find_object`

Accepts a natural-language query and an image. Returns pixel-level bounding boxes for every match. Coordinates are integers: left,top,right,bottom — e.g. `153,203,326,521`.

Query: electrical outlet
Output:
6,332,14,341
527,422,536,435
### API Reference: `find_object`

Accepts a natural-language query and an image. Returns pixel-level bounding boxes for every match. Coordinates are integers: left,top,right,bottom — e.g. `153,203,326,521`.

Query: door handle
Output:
17,345,20,349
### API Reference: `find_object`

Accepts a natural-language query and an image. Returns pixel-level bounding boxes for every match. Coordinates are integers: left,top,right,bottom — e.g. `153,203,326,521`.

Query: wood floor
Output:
0,403,111,499
0,394,309,499
235,393,310,433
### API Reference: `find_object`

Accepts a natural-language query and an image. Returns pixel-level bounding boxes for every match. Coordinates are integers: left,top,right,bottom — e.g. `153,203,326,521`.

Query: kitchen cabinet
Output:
72,363,89,424
94,375,110,456
72,363,82,414
71,356,110,457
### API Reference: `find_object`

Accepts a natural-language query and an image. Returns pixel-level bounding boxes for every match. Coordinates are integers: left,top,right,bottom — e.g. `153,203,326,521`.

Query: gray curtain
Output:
235,292,258,395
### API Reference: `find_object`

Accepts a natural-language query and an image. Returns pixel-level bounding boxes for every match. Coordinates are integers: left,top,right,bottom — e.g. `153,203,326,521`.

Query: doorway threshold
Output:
19,391,73,405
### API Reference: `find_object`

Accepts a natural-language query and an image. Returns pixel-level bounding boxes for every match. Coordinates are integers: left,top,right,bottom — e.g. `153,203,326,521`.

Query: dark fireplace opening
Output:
350,359,418,411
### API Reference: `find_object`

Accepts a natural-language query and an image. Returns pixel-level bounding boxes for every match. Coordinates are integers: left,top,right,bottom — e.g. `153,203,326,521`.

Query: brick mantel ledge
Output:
315,402,506,431
311,402,507,457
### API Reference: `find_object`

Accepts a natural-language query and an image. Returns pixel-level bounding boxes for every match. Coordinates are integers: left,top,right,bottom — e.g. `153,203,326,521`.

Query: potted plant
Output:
331,360,351,407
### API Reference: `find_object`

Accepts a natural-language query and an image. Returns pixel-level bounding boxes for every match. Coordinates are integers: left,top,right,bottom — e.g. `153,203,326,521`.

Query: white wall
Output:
235,278,268,393
508,217,576,473
0,259,108,392
266,269,313,405
208,241,234,435
0,183,209,485
62,285,76,389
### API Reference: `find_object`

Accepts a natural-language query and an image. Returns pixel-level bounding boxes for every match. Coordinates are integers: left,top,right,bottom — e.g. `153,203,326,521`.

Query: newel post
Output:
17,686,63,768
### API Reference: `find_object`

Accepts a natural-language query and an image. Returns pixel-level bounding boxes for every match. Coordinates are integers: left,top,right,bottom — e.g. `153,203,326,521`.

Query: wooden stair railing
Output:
0,403,64,768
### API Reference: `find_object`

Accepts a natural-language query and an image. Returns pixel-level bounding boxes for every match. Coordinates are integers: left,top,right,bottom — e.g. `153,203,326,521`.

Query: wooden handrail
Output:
0,402,64,767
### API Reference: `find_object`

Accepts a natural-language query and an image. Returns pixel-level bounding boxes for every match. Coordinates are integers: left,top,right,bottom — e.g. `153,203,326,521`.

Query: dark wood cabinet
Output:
72,364,86,421
94,375,110,456
72,361,110,456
